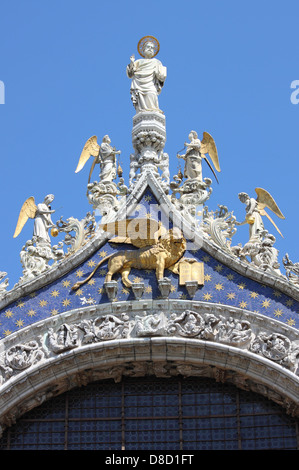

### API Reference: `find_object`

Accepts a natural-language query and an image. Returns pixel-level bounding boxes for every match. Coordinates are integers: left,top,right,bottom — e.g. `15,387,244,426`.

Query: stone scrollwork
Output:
283,253,299,287
55,211,96,257
171,178,213,223
0,272,9,300
16,211,97,286
201,205,237,253
232,230,281,276
18,237,62,285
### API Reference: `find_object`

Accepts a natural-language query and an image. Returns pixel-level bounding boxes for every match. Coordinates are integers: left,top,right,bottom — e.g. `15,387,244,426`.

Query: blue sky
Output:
0,0,298,288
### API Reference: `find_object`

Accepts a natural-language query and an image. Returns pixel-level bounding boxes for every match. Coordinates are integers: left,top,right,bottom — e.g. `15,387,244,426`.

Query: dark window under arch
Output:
0,376,298,450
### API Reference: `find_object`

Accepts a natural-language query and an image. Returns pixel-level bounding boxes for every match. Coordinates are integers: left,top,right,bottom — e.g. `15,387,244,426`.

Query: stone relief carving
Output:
0,306,298,387
216,316,252,346
77,313,130,344
250,332,299,372
167,310,205,337
0,340,44,383
47,324,79,354
135,311,165,337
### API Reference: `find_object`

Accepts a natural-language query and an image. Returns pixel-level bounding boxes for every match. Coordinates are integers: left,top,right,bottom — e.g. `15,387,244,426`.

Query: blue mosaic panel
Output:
0,188,298,338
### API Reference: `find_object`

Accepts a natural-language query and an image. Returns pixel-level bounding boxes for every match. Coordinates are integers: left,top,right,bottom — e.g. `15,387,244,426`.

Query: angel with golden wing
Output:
177,131,221,183
13,194,56,243
75,135,121,184
237,188,285,242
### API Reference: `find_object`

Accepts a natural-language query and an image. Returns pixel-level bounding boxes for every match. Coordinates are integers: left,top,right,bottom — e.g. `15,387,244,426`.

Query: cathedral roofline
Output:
0,169,298,313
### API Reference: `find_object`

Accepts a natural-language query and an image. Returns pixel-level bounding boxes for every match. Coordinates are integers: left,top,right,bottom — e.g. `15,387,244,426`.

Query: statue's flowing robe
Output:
127,58,167,112
246,198,264,242
184,140,203,181
99,143,116,183
33,203,52,243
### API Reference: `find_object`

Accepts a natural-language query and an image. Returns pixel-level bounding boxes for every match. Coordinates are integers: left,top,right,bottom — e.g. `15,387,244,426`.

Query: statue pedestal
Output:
132,112,166,175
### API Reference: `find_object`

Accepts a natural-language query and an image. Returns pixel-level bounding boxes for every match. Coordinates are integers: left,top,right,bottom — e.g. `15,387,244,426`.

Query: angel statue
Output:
13,194,56,243
126,36,167,113
177,131,221,183
237,188,285,243
75,135,121,185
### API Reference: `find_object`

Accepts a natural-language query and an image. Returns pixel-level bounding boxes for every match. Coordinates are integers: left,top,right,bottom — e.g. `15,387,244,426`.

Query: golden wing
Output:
13,197,37,238
100,218,161,248
201,132,221,172
75,136,100,173
255,188,285,218
255,187,285,237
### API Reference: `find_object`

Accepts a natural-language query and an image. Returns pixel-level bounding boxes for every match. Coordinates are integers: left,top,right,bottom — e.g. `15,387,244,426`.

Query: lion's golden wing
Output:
75,136,100,173
13,197,37,238
100,218,161,248
201,132,221,172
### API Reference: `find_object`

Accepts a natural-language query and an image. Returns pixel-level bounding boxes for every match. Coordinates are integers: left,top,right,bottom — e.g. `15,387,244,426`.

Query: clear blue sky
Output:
0,0,298,287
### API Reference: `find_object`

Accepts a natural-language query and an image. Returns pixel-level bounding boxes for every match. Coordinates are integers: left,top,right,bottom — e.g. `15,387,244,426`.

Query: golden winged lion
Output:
72,218,186,290
238,188,285,241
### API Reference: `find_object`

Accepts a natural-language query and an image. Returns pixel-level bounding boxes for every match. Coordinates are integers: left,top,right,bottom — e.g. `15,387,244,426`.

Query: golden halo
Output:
137,36,160,58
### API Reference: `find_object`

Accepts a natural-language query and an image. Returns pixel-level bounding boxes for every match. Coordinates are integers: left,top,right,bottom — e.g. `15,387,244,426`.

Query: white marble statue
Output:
177,131,220,183
75,135,121,185
237,189,284,243
98,135,121,183
13,194,55,244
178,131,203,181
126,36,167,113
33,194,56,243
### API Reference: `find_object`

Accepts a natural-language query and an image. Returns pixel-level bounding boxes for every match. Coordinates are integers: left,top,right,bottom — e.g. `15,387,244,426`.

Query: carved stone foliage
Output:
233,230,281,276
201,205,237,253
16,212,97,286
283,254,299,287
87,181,127,221
130,112,169,193
170,177,213,225
0,272,9,300
56,212,96,257
0,307,298,387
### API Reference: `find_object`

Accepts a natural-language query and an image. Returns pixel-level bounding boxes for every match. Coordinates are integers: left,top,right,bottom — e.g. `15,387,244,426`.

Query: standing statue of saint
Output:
126,36,167,113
